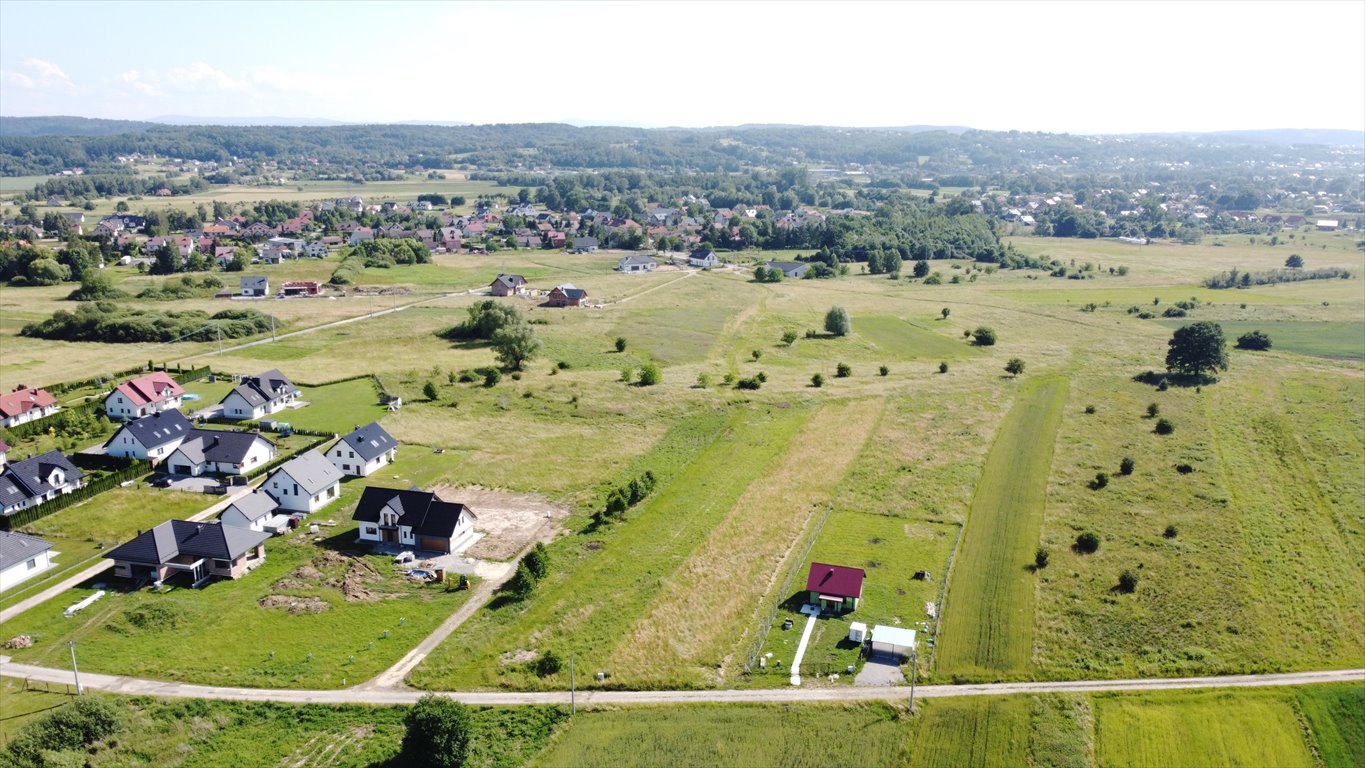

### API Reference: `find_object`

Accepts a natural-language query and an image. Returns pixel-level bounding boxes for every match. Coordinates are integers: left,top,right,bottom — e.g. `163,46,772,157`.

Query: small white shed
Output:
848,622,868,643
870,625,917,660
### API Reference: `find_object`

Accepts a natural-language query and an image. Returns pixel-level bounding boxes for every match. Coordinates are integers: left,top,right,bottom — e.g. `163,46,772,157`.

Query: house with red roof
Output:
806,562,865,614
104,372,185,422
0,386,60,429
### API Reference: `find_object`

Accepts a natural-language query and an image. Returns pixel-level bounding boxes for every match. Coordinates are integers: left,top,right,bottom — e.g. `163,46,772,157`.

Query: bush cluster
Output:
21,302,276,343
593,471,658,526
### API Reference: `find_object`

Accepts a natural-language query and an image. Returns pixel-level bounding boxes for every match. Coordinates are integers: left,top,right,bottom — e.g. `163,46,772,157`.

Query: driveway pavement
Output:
855,651,906,686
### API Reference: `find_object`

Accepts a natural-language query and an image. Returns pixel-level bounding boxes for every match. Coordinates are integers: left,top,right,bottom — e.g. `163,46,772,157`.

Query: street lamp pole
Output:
68,640,83,695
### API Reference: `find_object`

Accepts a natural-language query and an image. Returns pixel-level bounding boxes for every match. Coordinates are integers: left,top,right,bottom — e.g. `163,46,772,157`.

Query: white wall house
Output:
219,492,283,534
0,451,85,517
264,449,343,514
0,386,60,429
329,422,398,477
164,430,276,477
103,410,192,462
104,372,184,422
219,370,299,421
0,531,57,591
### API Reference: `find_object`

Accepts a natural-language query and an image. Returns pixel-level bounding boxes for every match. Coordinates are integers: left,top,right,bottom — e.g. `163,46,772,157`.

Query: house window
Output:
214,559,231,569
365,526,377,535
26,558,37,570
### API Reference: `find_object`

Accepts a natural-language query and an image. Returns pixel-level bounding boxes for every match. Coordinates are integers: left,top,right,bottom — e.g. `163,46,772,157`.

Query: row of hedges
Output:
0,459,151,532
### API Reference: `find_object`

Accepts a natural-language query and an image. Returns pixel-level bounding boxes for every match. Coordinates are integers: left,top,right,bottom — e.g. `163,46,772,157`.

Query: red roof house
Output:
105,372,185,421
806,562,865,613
0,386,60,429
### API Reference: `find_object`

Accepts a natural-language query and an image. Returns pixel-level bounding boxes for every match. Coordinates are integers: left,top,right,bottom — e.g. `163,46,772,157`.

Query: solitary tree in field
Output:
615,336,627,352
1034,547,1049,570
824,306,851,337
1005,358,1025,377
941,307,951,320
491,323,542,370
637,362,661,386
1165,321,1227,376
423,381,439,401
1075,531,1100,554
972,326,997,346
913,259,930,278
401,695,473,768
1285,254,1304,268
782,329,798,346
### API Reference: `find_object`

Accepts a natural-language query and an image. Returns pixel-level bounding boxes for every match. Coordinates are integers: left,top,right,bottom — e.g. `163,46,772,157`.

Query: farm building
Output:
104,519,269,585
352,486,476,554
805,562,865,614
869,625,917,661
104,372,183,421
0,386,60,428
0,530,56,590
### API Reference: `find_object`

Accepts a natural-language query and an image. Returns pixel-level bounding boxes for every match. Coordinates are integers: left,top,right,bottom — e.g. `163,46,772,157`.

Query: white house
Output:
105,372,184,422
0,386,60,429
0,531,57,591
352,486,476,554
219,491,287,534
263,449,343,514
103,409,192,462
219,370,299,421
329,422,398,477
164,429,276,476
241,276,269,297
617,254,658,273
688,248,720,269
0,451,85,517
302,242,329,258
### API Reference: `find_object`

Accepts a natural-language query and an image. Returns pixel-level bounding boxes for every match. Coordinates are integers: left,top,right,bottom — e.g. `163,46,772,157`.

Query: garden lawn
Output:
937,376,1067,678
289,377,390,434
1093,688,1315,767
0,522,473,689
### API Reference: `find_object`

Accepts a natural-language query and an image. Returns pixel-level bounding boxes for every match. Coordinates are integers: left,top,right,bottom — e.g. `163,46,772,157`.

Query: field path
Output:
0,659,1357,706
937,376,1069,676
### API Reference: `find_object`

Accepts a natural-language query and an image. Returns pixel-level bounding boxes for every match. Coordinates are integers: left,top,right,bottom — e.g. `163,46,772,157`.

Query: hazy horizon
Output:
2,1,1363,134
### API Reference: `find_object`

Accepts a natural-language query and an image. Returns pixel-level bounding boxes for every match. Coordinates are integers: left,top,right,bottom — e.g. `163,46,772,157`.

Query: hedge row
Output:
0,460,152,532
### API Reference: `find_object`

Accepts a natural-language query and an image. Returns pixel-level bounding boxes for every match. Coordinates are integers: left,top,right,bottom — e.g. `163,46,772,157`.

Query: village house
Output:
688,248,720,269
617,254,658,273
212,246,238,268
241,276,269,297
218,491,286,534
281,281,321,297
349,227,375,246
765,260,809,278
164,429,276,476
103,409,192,462
545,284,587,308
352,486,476,554
104,519,269,584
218,369,299,421
104,372,184,421
0,386,59,429
0,450,85,517
329,421,398,477
489,274,527,297
806,562,865,614
263,449,342,514
0,530,57,590
569,236,598,253
302,242,329,258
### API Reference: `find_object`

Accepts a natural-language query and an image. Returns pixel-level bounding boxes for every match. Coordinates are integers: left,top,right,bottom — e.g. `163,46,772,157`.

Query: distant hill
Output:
0,115,158,136
152,115,353,127
1134,128,1364,147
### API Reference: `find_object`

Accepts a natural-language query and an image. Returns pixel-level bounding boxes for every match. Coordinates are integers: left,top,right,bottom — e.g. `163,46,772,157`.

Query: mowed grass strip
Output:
858,314,978,359
608,397,884,686
409,405,812,691
907,695,1030,768
532,703,911,768
1093,689,1316,768
938,376,1068,677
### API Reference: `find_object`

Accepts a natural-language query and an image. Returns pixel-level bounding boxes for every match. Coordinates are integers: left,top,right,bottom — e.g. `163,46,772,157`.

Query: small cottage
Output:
805,562,865,614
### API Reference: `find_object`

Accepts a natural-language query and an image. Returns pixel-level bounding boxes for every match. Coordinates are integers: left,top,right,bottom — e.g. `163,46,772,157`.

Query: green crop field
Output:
1297,684,1365,768
1093,689,1316,767
908,695,1030,767
1157,319,1365,359
937,376,1068,678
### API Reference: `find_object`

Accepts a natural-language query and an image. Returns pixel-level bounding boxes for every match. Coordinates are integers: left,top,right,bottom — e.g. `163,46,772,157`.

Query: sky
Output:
1,0,1362,134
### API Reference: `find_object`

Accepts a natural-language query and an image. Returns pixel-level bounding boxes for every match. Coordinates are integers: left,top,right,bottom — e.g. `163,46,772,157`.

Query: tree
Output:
423,381,439,401
1155,417,1175,435
1004,358,1025,377
534,649,562,677
1034,547,1049,569
753,265,782,283
835,362,852,378
1236,330,1272,350
491,323,541,370
1075,531,1101,554
1165,321,1227,376
781,329,798,346
401,695,473,768
913,259,930,278
26,257,68,286
941,307,951,320
637,362,661,386
614,336,627,352
972,326,997,346
1092,471,1109,490
1117,569,1139,593
1285,254,1304,268
879,365,890,376
811,373,824,387
505,562,536,600
1146,402,1160,418
939,362,949,374
1119,456,1135,475
751,349,762,361
524,542,549,580
824,306,851,336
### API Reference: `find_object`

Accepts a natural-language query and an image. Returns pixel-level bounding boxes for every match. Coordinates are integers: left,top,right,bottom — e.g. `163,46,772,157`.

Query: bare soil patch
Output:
432,485,568,561
259,595,330,615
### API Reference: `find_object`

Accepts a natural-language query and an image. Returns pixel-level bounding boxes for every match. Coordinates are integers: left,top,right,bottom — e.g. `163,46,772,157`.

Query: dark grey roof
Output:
104,409,192,451
221,491,278,523
241,276,268,290
619,255,656,266
104,519,270,566
341,422,397,462
222,369,297,409
573,237,598,248
172,429,275,465
690,248,716,259
0,530,54,571
352,486,473,539
766,260,809,274
0,450,84,507
268,449,342,495
492,273,526,289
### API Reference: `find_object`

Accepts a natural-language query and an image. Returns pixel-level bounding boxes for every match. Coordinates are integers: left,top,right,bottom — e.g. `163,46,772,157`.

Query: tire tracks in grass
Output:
606,398,886,687
937,376,1069,678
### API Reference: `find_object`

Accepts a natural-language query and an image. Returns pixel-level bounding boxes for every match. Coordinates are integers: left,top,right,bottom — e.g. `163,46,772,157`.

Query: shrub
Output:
504,562,536,600
941,307,951,319
1084,404,1096,414
534,650,563,677
1117,569,1139,593
695,373,711,388
782,330,798,345
939,362,949,374
972,326,997,346
1175,463,1194,474
824,306,851,337
1075,531,1100,554
1004,358,1025,377
1236,331,1272,350
620,366,633,383
1091,472,1109,490
879,365,889,377
637,362,661,386
1146,402,1159,418
751,349,763,361
615,336,627,352
811,373,824,388
1034,547,1049,570
482,369,501,388
557,360,571,369
835,362,851,378
400,695,472,768
5,697,121,767
423,381,439,401
1163,524,1179,539
924,273,943,285
1154,418,1175,435
736,376,762,390
524,542,549,580
1119,456,1135,475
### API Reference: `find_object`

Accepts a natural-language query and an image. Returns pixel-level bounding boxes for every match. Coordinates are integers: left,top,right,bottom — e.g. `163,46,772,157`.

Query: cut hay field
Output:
937,376,1068,678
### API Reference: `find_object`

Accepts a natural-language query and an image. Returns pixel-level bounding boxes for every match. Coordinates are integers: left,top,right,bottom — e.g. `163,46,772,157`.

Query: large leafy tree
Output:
1165,321,1228,376
491,322,542,370
401,695,473,768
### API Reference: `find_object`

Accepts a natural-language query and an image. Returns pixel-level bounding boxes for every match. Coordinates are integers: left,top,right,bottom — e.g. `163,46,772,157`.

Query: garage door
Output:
173,464,191,475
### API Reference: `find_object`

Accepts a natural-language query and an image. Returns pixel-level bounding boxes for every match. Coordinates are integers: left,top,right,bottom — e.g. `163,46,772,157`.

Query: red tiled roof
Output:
0,386,57,420
805,562,865,599
114,372,184,407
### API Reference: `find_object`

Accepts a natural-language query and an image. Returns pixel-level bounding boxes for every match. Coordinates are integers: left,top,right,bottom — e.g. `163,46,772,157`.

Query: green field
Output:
1297,684,1365,768
1157,319,1365,359
857,314,981,359
937,376,1068,678
1093,689,1316,767
908,695,1030,767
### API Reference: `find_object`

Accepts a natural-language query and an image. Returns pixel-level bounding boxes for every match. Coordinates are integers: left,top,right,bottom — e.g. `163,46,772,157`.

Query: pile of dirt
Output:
340,561,387,602
295,565,327,581
259,595,330,615
272,578,312,592
499,648,538,665
312,551,349,568
3,634,33,650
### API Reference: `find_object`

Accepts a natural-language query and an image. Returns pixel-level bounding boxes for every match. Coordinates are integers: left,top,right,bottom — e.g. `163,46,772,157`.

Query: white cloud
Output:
1,69,35,89
166,61,246,91
120,69,162,97
3,57,77,93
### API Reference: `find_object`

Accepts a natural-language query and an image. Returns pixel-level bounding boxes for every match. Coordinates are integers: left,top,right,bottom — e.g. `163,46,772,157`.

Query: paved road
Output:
0,482,262,624
1,660,1357,707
